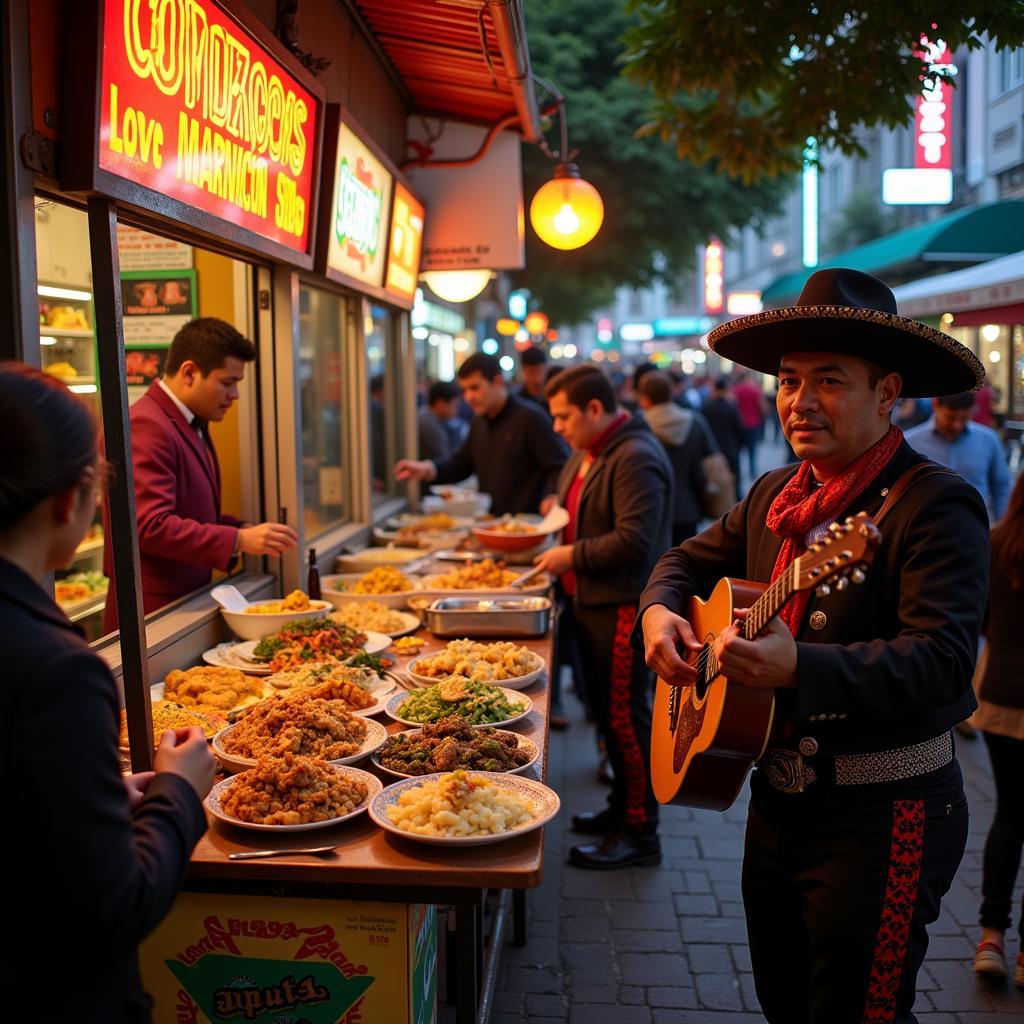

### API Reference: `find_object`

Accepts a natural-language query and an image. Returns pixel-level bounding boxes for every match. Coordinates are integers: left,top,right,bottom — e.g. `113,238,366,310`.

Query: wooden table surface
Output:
186,622,554,892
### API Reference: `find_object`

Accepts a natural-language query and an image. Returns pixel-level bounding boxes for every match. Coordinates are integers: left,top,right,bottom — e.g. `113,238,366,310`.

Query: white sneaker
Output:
974,941,1008,978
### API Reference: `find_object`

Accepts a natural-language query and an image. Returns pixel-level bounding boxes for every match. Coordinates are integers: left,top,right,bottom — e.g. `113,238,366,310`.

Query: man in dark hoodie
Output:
638,372,718,545
534,364,672,869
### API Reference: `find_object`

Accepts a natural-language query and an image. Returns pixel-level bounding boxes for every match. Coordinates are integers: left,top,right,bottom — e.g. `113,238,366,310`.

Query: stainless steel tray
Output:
424,596,552,638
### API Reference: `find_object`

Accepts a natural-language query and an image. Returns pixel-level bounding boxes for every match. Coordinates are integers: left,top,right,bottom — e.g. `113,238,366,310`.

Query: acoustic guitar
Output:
650,512,881,811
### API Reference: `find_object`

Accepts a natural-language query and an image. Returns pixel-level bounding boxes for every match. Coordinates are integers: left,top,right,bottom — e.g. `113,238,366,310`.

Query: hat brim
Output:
707,305,985,398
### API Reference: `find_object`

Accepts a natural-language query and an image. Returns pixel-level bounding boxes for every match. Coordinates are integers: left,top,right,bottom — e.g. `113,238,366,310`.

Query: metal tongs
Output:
508,564,545,590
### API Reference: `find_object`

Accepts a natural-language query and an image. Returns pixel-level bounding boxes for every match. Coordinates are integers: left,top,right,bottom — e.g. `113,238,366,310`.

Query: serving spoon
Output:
228,844,340,861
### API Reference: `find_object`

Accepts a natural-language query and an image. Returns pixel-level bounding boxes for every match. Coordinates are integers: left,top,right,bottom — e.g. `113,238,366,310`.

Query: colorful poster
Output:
326,122,392,287
98,0,319,255
121,269,197,345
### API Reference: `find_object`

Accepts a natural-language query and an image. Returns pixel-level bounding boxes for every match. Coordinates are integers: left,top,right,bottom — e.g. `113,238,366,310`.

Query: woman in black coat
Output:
0,363,214,1022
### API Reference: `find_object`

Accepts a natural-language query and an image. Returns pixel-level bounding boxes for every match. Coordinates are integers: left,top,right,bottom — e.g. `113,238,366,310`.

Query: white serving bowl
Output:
322,573,422,610
219,601,334,642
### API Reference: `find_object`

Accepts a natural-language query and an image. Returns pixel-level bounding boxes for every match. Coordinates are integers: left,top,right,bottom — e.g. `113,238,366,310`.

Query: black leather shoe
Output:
568,833,662,870
571,807,620,835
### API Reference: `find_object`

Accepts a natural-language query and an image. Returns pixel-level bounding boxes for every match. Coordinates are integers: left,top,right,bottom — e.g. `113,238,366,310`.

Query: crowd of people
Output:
3,266,1024,1021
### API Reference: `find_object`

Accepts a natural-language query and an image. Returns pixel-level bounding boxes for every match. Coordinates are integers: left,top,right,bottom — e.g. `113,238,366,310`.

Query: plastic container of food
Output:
423,596,552,638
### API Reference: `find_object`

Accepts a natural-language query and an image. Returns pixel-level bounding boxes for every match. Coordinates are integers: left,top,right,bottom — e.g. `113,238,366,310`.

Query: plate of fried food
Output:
407,639,544,691
207,753,382,832
369,769,559,846
263,662,394,716
322,567,423,610
212,690,389,774
385,679,532,729
158,665,271,719
372,715,540,779
418,558,550,596
374,512,473,549
329,600,421,639
119,700,226,755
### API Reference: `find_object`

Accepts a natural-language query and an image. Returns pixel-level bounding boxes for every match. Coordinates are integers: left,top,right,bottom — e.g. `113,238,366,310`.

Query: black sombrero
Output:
707,268,984,398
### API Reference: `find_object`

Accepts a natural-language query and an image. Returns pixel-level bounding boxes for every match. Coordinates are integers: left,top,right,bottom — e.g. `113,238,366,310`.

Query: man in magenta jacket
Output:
102,318,296,631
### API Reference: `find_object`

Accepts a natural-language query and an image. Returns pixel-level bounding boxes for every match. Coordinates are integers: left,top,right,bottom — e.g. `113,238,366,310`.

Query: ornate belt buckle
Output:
764,749,817,794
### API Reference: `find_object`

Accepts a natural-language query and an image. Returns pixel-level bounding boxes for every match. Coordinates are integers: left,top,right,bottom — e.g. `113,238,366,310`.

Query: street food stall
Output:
4,0,554,1017
135,536,562,1023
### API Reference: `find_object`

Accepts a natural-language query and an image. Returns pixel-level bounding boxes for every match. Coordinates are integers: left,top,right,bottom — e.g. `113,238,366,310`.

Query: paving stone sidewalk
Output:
488,700,1024,1024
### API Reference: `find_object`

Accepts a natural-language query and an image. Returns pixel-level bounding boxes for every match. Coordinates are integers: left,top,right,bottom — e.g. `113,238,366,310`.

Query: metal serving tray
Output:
424,596,552,638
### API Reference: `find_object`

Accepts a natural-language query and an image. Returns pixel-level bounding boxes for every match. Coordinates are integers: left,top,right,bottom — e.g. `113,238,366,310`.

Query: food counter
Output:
140,566,557,1024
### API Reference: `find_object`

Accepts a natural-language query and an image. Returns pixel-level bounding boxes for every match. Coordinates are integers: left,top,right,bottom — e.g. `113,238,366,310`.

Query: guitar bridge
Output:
668,684,680,733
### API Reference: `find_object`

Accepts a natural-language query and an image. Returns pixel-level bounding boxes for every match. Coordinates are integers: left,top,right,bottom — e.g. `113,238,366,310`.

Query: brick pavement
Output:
487,703,1024,1023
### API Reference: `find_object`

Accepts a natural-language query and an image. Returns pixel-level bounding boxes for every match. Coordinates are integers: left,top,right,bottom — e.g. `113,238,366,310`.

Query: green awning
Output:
760,200,1024,306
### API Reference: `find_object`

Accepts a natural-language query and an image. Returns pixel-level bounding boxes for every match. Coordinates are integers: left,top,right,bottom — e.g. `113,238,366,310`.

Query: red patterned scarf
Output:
766,424,903,635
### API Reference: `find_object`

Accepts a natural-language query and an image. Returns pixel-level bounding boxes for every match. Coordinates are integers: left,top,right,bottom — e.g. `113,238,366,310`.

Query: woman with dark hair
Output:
0,363,214,1021
973,472,1024,986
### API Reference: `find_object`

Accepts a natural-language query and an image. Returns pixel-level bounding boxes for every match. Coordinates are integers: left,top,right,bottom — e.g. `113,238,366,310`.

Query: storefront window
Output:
367,303,398,503
1013,324,1024,420
34,200,258,637
299,285,349,536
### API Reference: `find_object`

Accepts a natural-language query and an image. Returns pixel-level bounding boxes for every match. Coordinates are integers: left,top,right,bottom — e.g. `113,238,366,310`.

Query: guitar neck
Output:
742,561,797,639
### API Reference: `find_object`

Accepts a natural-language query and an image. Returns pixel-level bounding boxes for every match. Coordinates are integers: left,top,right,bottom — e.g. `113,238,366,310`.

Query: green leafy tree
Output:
515,0,789,325
622,1,1024,182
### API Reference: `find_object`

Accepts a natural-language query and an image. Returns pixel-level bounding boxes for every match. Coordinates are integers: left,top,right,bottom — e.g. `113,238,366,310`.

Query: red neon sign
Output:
915,39,953,171
99,0,319,254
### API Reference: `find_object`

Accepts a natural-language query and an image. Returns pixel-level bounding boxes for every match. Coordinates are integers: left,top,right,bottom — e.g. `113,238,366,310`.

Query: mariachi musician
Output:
636,269,989,1024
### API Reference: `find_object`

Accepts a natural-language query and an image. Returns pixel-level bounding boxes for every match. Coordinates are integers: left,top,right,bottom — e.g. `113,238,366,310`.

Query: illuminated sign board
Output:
384,182,426,307
726,291,763,315
319,114,394,291
916,39,953,171
882,38,954,206
67,0,323,264
653,316,714,337
704,239,724,314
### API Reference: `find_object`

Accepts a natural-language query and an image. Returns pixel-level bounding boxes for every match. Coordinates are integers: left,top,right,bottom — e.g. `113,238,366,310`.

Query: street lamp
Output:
420,270,493,303
529,78,604,251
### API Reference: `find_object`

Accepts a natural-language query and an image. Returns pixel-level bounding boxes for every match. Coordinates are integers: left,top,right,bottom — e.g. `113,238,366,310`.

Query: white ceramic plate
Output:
371,729,540,779
206,765,382,833
322,574,423,610
361,631,393,655
262,670,397,717
383,687,533,729
202,642,273,676
330,608,421,639
405,652,545,692
368,772,559,846
212,717,389,775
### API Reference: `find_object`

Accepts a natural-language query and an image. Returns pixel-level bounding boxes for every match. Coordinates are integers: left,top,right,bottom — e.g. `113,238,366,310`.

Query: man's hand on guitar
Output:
714,611,798,689
641,604,703,686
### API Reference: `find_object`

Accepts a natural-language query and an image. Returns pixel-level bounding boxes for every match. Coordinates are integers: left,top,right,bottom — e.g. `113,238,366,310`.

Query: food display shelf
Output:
72,535,105,559
39,327,94,338
62,593,108,622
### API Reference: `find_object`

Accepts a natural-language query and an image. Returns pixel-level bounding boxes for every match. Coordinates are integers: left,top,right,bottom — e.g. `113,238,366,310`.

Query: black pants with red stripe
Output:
742,760,967,1024
572,601,659,835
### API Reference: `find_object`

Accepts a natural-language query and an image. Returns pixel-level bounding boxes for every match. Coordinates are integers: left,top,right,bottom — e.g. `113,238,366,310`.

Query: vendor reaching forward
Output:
395,353,568,516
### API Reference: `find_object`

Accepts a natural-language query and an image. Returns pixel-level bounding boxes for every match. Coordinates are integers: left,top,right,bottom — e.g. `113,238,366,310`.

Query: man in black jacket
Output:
535,364,672,868
395,353,567,516
636,269,989,1024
